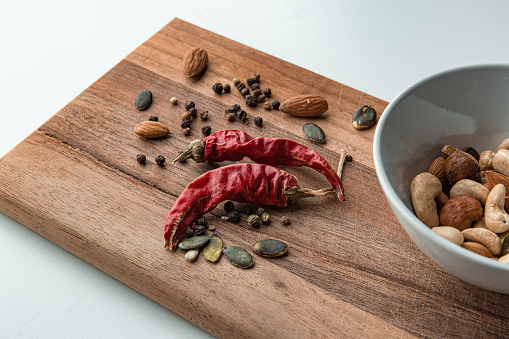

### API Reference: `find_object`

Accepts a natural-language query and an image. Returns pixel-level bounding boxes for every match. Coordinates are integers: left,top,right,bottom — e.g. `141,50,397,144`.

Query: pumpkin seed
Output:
203,234,223,262
178,235,210,250
253,239,288,257
352,105,377,130
302,123,325,143
135,90,153,111
223,246,254,269
185,249,199,262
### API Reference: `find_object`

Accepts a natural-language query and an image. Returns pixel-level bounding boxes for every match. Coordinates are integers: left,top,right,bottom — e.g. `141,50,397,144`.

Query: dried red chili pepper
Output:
164,163,333,250
173,130,345,201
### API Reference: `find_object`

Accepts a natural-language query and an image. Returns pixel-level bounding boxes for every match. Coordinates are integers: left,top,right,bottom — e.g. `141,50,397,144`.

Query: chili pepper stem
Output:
337,149,347,180
283,186,336,203
172,139,205,163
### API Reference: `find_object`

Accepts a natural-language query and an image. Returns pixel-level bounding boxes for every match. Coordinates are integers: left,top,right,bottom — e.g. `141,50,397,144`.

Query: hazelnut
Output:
439,194,483,231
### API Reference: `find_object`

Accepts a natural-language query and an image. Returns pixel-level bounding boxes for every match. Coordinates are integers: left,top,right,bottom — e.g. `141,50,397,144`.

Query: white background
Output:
1,1,509,337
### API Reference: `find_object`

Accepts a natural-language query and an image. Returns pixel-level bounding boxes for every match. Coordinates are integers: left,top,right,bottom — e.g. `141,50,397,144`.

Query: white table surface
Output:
2,1,509,337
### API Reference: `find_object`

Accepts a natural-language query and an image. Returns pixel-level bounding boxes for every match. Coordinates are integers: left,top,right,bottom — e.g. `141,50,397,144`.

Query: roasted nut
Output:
461,228,502,256
493,149,509,177
410,173,442,228
432,226,464,245
460,241,495,258
472,217,487,229
449,179,489,205
435,192,449,212
439,195,483,231
497,138,509,150
485,170,509,191
442,145,479,185
499,253,509,264
428,156,447,184
485,184,509,233
479,150,495,171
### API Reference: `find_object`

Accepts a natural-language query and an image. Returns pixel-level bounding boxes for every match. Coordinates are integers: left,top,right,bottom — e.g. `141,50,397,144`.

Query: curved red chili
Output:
173,130,345,201
164,163,333,250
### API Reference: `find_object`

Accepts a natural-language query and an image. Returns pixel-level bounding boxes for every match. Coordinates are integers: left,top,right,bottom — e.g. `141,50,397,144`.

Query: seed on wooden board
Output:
352,105,377,130
178,235,210,250
185,249,199,262
253,239,288,257
302,123,326,143
203,234,223,262
223,246,254,269
135,90,152,110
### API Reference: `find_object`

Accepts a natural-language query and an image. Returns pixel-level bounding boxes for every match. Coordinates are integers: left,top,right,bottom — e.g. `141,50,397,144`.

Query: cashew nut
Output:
485,184,509,233
461,228,502,256
493,149,509,177
432,226,464,245
497,138,509,150
472,217,487,229
449,179,489,205
499,253,509,264
410,172,442,228
479,150,495,171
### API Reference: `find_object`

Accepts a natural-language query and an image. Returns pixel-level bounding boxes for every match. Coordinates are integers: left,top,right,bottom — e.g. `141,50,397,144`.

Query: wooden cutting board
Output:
0,18,508,338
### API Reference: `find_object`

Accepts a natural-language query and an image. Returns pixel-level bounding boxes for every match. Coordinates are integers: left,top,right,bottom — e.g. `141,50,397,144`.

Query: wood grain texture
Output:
0,18,508,338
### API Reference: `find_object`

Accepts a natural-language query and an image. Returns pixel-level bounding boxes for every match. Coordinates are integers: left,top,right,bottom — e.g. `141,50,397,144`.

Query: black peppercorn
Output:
184,226,195,238
253,73,260,82
181,119,191,129
281,216,290,226
346,155,353,162
201,125,212,136
136,154,146,164
224,201,235,213
237,83,246,91
254,117,263,127
252,89,262,97
246,77,256,86
241,117,249,125
148,116,158,121
256,207,265,217
193,225,207,236
196,216,208,226
256,94,266,102
245,95,257,107
226,113,236,121
272,100,280,110
251,83,260,91
236,109,247,120
230,104,241,113
188,107,198,118
243,204,255,215
241,88,250,96
155,155,165,166
182,127,191,136
227,211,240,223
262,88,271,98
213,82,224,94
264,101,272,110
223,84,231,93
185,101,195,111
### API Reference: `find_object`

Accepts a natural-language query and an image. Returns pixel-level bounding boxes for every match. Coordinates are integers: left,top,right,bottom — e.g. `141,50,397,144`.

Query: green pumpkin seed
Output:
203,234,223,262
302,123,325,143
135,90,153,111
352,105,377,130
253,239,288,257
223,246,254,269
178,235,210,250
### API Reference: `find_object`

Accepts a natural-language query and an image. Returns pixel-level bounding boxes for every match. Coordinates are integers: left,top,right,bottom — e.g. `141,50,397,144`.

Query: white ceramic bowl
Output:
373,65,509,294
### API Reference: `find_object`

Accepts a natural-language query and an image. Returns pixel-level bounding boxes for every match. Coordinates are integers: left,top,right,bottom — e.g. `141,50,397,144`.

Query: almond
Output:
182,47,208,77
279,94,328,117
134,121,171,139
460,241,495,258
428,156,447,184
485,170,509,191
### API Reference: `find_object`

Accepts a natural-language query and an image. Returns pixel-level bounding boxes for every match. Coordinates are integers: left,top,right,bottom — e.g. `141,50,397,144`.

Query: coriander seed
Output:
136,154,146,164
232,78,240,86
170,97,178,105
261,212,270,224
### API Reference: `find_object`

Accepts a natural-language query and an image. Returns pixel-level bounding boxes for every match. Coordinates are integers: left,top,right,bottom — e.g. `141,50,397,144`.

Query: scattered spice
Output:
188,107,198,118
193,225,207,236
182,127,191,136
213,83,224,94
181,119,192,129
263,88,271,97
224,201,235,213
164,163,335,249
241,117,249,125
136,154,146,164
272,100,280,110
281,216,290,226
226,113,236,122
135,90,152,111
184,227,195,238
248,214,261,228
252,89,262,97
237,83,246,91
264,101,272,110
227,211,240,223
170,97,178,105
246,95,257,107
232,78,240,86
201,125,212,136
199,110,209,120
173,130,345,200
230,104,241,113
241,88,250,96
185,101,195,111
196,217,208,226
256,207,265,217
256,95,265,103
149,116,158,121
253,73,260,82
261,212,271,224
254,117,263,127
243,204,255,215
251,83,260,91
346,155,353,162
247,77,256,86
181,112,192,121
223,84,231,93
236,109,247,120
155,155,166,166
208,225,216,231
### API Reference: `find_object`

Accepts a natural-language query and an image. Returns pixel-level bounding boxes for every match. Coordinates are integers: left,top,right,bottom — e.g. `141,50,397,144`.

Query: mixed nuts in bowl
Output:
373,64,509,294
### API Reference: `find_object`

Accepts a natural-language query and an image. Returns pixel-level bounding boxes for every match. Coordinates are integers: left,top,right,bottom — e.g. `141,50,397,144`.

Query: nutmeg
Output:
439,194,483,231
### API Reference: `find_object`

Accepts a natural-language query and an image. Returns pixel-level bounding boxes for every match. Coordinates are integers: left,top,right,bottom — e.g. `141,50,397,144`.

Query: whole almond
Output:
134,121,171,139
460,241,495,258
428,156,447,184
183,47,208,77
485,170,509,191
279,94,328,117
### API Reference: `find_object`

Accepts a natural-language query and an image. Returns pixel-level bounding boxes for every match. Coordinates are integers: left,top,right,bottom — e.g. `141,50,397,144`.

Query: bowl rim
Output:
373,63,509,271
